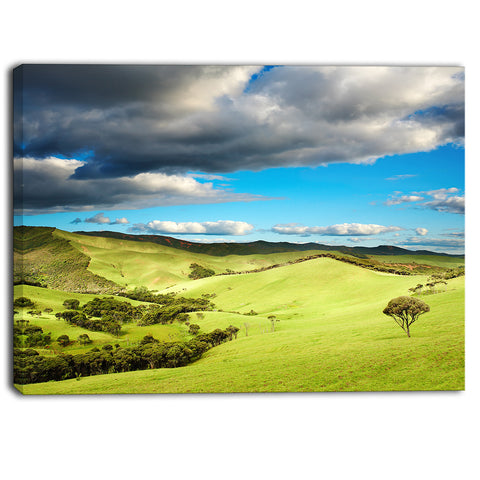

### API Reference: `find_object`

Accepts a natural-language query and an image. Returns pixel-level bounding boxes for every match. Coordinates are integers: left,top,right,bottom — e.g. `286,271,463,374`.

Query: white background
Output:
1,1,478,479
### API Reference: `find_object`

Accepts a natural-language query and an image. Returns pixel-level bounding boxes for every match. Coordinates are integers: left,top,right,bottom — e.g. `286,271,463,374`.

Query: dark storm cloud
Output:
13,65,464,213
13,157,271,215
14,65,261,177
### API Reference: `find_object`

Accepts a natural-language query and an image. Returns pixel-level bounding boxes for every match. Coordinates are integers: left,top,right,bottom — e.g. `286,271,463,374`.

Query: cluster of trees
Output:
407,267,464,296
82,296,144,320
13,320,51,348
55,294,215,334
14,292,216,343
138,305,189,325
137,296,215,326
14,326,240,385
442,267,465,279
63,298,80,310
409,280,448,295
56,310,123,336
121,287,215,313
120,286,176,304
188,263,216,280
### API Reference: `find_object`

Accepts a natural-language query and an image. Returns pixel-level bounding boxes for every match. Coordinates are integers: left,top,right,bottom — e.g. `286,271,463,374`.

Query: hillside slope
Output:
14,227,464,294
20,259,465,393
36,228,358,290
14,226,119,293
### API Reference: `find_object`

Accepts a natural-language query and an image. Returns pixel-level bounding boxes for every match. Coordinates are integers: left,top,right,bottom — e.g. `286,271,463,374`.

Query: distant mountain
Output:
74,230,464,258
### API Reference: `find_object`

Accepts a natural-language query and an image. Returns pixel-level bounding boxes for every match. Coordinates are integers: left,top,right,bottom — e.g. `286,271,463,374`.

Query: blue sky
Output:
14,65,465,253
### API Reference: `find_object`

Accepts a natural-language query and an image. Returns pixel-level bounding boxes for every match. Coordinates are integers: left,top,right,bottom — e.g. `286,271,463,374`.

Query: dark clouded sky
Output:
14,65,464,253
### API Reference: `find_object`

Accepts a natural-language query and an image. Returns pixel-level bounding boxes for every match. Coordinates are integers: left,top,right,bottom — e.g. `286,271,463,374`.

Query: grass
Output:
19,258,464,394
57,229,344,290
368,254,465,268
14,227,118,292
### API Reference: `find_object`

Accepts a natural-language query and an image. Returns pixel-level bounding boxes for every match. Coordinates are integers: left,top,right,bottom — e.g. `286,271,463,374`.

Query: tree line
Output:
14,327,239,385
216,253,420,277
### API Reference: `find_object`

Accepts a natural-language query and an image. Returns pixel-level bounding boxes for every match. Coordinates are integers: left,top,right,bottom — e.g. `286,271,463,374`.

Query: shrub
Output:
14,297,35,308
188,263,215,280
63,299,80,310
57,335,71,347
188,323,200,335
78,334,92,345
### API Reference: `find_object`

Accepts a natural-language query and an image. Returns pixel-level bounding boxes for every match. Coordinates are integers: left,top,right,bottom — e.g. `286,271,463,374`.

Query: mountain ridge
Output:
73,229,464,258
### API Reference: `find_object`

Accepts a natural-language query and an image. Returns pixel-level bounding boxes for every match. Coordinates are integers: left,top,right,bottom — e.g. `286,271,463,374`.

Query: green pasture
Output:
57,229,335,290
19,258,464,394
368,254,464,268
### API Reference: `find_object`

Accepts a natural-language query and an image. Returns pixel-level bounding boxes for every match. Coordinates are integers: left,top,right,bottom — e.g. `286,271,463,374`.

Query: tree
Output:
226,325,239,340
63,299,80,310
78,334,92,345
188,323,200,335
57,334,71,347
188,263,215,280
383,296,430,337
14,297,35,308
139,335,159,345
268,315,276,332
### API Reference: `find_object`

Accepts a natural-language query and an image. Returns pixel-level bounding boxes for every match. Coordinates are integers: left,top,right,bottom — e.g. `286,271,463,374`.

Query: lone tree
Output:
383,296,430,337
268,315,277,332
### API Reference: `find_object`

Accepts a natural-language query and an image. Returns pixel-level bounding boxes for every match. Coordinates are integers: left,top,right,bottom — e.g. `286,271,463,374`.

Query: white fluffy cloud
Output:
385,174,417,181
398,236,464,251
422,188,464,214
415,228,429,236
271,223,402,236
83,212,129,225
384,195,424,206
131,220,254,236
14,157,269,214
85,212,111,224
385,187,464,214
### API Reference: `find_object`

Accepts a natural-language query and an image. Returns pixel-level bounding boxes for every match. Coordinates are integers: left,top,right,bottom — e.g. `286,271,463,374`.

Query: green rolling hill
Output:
14,226,464,293
13,226,465,393
16,259,464,394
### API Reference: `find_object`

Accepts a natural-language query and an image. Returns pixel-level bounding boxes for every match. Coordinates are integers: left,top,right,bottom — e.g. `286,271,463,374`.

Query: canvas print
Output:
13,65,465,394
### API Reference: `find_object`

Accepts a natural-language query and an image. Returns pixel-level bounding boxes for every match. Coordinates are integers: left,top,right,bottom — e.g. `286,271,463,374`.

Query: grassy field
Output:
57,229,344,290
19,257,464,394
368,254,465,268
